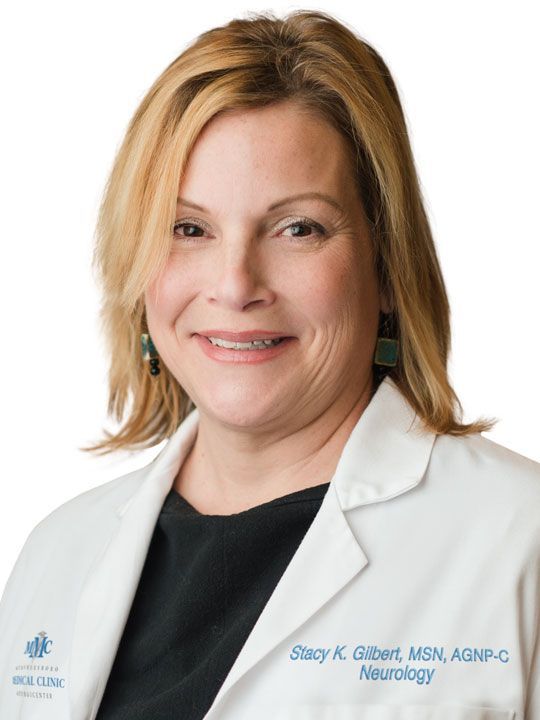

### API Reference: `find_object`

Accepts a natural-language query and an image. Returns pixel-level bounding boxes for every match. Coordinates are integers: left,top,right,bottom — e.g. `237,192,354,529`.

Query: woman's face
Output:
145,100,389,430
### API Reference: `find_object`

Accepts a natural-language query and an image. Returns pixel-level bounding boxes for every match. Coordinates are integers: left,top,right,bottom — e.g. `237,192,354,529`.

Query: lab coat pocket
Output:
272,704,516,720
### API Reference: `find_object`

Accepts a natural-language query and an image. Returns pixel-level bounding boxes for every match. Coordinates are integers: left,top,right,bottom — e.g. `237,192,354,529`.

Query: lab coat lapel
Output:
203,375,437,718
68,409,200,720
203,478,368,719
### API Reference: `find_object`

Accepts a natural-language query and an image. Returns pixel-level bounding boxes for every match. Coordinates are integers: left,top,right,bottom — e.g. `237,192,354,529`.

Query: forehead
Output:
178,102,356,206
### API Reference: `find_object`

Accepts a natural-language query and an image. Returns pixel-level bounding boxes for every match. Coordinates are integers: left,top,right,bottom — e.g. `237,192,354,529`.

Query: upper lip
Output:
195,329,292,341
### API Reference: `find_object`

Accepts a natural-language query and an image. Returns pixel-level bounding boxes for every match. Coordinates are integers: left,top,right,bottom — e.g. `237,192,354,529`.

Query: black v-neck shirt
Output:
95,480,331,720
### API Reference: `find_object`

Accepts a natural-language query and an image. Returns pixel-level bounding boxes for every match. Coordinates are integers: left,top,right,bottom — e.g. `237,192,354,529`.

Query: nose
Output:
205,234,275,311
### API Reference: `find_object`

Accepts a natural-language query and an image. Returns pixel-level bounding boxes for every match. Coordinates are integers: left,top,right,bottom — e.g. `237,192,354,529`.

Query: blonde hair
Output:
81,8,497,456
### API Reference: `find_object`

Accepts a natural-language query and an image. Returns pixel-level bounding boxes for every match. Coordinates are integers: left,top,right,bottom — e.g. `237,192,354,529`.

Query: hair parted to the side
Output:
80,8,498,457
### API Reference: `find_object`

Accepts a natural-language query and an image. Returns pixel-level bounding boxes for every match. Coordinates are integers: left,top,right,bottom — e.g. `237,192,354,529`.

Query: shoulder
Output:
431,430,540,492
19,458,155,556
0,457,155,628
428,431,540,546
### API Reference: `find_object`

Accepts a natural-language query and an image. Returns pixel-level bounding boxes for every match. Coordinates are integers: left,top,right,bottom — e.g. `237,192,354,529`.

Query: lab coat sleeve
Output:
528,665,539,720
0,525,36,651
523,501,540,720
525,587,540,719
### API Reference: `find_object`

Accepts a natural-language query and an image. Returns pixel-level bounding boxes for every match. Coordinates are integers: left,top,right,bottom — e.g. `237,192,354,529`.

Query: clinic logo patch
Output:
24,630,53,659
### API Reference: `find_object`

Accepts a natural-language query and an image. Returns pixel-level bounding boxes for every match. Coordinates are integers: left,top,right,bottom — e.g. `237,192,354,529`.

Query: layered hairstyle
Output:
81,8,497,456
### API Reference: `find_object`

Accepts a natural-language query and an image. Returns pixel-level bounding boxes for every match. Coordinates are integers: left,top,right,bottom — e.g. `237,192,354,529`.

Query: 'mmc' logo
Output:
24,630,53,659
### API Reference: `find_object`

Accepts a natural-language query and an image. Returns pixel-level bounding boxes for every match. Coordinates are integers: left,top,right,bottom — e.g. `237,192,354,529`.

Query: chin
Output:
201,390,282,429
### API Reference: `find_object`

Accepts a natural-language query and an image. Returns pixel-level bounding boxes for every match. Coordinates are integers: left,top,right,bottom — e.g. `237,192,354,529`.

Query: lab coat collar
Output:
69,374,437,719
331,374,437,510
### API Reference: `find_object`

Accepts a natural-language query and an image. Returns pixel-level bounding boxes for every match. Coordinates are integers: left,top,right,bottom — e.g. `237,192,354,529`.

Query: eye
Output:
172,221,207,238
280,217,326,240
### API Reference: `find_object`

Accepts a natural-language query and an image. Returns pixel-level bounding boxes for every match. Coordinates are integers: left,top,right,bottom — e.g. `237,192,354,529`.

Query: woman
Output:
0,9,538,720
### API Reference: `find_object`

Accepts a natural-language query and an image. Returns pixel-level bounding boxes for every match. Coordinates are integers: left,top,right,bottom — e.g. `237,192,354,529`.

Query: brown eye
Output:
287,223,314,237
281,218,326,240
173,222,205,238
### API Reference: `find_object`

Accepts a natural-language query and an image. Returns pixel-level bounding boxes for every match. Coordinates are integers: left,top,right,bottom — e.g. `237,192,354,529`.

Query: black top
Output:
95,480,331,720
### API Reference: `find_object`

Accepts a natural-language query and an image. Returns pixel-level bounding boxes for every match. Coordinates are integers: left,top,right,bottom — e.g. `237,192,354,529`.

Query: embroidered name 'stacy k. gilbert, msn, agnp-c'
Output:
10,630,67,701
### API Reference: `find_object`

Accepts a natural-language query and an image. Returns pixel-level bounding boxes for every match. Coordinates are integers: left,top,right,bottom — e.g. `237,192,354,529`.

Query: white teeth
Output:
207,336,284,350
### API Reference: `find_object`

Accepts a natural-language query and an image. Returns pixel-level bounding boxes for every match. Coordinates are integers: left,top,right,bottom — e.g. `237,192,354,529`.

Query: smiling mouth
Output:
193,333,296,361
205,336,288,350
195,329,293,341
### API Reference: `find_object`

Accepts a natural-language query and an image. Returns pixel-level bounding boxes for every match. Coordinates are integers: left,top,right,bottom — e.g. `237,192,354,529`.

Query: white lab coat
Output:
0,375,539,720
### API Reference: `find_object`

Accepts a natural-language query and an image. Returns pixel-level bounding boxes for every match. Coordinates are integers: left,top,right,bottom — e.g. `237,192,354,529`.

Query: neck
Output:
174,372,375,515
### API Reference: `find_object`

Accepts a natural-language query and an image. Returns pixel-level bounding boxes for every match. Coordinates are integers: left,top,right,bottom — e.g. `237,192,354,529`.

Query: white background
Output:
0,1,538,593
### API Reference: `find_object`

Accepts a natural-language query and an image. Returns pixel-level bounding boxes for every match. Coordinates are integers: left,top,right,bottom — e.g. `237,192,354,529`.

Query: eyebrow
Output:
176,192,344,214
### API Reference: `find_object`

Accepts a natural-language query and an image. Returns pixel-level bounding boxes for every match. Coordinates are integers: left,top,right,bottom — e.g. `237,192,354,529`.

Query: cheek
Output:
144,261,192,322
299,244,374,328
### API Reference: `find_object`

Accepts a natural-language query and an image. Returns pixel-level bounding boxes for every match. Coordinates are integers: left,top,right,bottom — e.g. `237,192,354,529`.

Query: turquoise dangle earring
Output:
141,333,161,376
373,312,399,367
